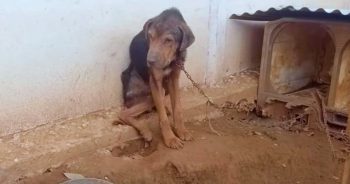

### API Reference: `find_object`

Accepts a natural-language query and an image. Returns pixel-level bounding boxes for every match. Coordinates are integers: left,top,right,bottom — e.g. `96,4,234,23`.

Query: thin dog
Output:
119,8,195,149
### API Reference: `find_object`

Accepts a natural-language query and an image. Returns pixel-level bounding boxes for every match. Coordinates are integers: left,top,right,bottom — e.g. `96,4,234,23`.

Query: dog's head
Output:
143,8,195,69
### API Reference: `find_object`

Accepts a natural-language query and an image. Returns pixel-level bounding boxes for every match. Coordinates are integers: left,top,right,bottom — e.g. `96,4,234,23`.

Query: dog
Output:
119,8,195,149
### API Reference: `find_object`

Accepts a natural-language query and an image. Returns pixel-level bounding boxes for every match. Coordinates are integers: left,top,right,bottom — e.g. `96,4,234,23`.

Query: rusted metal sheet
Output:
342,107,350,184
257,18,349,129
335,49,350,113
343,158,350,184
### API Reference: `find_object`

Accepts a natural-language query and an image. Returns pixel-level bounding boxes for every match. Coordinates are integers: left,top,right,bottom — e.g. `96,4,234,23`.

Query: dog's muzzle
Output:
147,60,156,67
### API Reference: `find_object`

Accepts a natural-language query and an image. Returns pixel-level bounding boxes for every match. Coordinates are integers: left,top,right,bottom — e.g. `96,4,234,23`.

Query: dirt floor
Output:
19,106,346,184
1,71,347,184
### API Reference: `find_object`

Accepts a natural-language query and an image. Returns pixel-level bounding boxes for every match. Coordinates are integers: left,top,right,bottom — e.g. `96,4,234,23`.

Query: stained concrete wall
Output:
1,0,350,136
0,0,210,136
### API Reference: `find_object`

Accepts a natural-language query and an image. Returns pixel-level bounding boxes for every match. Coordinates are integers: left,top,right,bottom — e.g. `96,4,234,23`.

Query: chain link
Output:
176,62,224,136
176,63,221,109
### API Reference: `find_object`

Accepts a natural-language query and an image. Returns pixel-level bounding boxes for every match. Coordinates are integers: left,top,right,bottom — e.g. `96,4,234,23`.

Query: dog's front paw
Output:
175,128,193,141
164,136,184,149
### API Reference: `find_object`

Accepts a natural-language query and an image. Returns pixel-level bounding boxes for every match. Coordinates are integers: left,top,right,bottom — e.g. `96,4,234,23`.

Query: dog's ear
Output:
179,23,195,51
143,18,154,40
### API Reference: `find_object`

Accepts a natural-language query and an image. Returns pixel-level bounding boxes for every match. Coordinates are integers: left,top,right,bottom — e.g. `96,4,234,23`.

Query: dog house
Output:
232,7,350,129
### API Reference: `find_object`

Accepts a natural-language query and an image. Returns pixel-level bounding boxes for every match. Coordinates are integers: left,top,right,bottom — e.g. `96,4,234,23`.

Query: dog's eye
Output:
164,38,173,44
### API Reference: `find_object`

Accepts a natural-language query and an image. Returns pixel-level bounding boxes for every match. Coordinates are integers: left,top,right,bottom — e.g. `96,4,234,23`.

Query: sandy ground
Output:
1,71,347,184
19,105,346,184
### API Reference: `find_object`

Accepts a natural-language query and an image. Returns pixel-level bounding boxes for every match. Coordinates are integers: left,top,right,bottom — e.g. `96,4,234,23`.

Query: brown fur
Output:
119,8,195,149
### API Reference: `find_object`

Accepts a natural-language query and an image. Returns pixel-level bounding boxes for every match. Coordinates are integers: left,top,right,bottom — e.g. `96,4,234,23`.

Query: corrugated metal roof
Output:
231,6,350,21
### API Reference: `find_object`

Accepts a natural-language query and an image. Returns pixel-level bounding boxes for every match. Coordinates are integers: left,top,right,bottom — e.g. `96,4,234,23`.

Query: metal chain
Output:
176,62,223,136
176,63,256,113
176,63,221,109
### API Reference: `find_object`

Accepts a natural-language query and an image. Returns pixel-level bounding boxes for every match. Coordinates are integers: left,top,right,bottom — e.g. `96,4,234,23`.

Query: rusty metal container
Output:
257,18,350,128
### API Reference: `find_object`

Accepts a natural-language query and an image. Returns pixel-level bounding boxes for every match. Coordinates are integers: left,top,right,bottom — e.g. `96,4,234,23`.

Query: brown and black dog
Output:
119,8,195,149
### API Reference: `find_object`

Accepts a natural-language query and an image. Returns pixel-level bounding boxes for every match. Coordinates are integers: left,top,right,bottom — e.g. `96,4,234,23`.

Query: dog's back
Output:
121,31,151,108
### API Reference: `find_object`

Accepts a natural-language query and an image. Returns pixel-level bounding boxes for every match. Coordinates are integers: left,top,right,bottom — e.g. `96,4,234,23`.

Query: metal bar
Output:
342,107,350,184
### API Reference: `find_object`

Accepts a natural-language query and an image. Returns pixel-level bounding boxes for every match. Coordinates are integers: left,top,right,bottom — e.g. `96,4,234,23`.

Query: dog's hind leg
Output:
118,97,154,142
120,116,153,142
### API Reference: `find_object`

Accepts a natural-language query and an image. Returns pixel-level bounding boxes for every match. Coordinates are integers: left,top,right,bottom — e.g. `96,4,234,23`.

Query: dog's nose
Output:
147,60,156,67
147,51,158,66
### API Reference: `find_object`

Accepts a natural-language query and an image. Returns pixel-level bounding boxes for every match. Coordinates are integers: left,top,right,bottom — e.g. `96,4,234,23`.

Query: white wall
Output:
0,0,210,136
1,0,350,136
